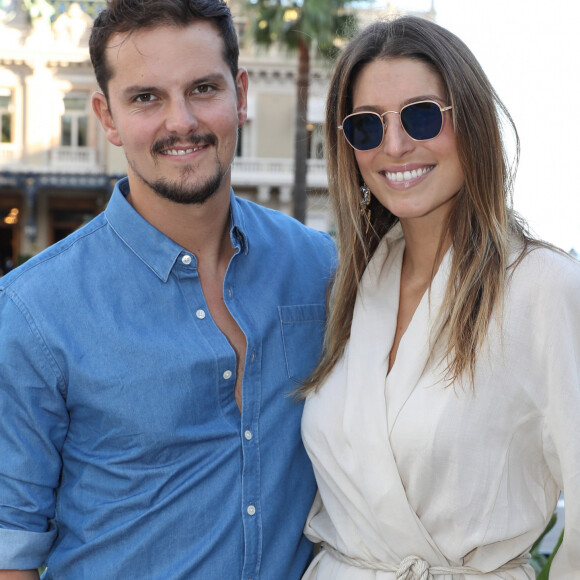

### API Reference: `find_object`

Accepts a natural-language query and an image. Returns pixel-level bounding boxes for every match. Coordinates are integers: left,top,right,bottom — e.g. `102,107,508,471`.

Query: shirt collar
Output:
104,177,249,282
229,191,249,256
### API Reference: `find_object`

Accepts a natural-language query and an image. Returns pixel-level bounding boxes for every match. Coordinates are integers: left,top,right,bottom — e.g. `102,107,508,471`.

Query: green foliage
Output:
246,0,356,222
529,514,564,578
247,0,356,57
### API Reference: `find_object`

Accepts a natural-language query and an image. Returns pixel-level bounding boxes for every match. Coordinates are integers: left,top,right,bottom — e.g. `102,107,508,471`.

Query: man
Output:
0,1,335,578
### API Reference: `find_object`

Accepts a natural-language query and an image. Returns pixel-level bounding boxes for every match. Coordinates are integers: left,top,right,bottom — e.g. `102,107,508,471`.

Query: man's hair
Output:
89,0,239,98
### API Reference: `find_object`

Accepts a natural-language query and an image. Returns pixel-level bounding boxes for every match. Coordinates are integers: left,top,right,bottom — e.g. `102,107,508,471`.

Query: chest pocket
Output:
278,303,326,384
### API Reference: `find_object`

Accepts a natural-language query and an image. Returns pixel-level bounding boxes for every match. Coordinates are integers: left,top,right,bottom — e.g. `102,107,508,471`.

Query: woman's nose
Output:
381,112,414,158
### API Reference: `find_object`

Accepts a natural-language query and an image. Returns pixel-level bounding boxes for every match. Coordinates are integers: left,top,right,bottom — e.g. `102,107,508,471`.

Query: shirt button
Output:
247,504,256,516
181,254,192,265
244,430,252,440
223,370,232,380
195,309,206,319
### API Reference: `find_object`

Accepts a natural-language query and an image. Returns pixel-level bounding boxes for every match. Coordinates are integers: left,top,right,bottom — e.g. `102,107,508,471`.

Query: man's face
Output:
93,21,247,206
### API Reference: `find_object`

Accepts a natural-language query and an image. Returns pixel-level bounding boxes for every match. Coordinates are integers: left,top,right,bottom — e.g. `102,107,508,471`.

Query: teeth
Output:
165,147,201,156
385,166,432,182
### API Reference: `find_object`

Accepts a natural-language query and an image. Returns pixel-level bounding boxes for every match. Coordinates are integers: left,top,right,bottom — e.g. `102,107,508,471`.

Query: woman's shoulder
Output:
508,241,580,299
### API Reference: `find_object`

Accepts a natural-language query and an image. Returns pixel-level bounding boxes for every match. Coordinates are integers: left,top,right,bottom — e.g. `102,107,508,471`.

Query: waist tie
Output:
321,542,529,580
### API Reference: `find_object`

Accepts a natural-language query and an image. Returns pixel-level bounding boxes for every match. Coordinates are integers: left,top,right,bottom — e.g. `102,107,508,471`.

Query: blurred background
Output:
1,0,578,276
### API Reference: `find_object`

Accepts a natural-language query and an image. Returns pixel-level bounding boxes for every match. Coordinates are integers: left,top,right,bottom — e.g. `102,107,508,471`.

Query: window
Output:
307,123,324,159
0,88,13,144
236,126,243,157
60,92,88,147
50,197,97,244
235,19,247,46
237,122,251,158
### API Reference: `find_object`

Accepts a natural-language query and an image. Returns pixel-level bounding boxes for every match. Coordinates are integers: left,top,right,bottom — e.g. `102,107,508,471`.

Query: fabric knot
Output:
396,555,433,580
319,541,529,577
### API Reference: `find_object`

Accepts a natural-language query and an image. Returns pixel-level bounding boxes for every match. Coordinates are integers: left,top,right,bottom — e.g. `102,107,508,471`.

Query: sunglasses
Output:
339,100,453,151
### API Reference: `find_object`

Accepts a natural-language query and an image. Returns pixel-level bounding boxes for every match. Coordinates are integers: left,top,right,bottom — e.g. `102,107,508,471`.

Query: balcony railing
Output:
1,149,329,192
0,144,22,166
232,157,328,189
50,146,100,171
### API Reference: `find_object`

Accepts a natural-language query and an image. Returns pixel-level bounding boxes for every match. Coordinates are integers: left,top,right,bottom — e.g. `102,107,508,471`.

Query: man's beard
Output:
149,164,225,205
128,133,228,205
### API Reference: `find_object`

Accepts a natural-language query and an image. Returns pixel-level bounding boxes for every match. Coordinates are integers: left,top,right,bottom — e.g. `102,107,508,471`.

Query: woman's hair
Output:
89,0,239,99
301,15,534,395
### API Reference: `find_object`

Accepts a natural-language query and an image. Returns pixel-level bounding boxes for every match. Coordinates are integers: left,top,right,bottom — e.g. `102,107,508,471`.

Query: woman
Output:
300,16,580,579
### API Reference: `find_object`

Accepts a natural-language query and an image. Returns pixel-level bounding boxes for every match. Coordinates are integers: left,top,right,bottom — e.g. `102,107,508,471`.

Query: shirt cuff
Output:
0,526,56,569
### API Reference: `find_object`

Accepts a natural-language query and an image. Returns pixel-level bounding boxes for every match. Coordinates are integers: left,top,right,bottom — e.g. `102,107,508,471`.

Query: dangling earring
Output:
360,184,371,234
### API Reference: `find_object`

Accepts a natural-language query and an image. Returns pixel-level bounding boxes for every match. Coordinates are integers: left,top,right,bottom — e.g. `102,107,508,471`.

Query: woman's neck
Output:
399,217,451,284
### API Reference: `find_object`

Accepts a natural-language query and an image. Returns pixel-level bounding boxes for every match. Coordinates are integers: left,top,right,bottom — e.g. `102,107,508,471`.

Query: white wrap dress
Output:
302,224,580,579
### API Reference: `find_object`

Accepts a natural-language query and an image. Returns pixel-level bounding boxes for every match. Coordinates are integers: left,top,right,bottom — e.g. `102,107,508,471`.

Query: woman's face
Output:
350,57,464,229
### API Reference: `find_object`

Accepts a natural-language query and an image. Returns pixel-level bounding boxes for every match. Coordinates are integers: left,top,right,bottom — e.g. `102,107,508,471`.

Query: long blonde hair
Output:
301,16,533,395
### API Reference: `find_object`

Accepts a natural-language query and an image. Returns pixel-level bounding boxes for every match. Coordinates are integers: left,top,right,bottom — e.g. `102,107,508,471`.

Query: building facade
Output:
0,0,434,271
0,0,337,270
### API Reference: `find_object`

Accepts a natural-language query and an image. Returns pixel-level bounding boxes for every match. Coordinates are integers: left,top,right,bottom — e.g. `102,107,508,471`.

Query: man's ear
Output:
92,91,122,147
235,67,249,128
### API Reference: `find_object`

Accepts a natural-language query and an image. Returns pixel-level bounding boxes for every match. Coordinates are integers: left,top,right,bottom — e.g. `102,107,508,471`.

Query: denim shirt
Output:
0,178,335,579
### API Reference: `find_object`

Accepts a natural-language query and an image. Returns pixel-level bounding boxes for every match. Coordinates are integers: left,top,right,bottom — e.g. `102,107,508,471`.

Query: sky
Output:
384,0,580,251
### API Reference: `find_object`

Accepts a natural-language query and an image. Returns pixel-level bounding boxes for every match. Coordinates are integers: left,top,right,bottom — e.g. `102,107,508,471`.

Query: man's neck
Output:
126,182,234,269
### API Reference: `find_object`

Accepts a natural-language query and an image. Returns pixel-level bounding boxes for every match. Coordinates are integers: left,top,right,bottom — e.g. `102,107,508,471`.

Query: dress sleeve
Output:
0,289,67,569
539,254,580,577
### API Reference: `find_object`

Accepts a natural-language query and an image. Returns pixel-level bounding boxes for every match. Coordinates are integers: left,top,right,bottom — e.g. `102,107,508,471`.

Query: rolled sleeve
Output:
0,289,67,568
0,527,57,569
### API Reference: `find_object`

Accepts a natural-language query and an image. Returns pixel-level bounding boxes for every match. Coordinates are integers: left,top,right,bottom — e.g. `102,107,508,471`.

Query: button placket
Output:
235,318,261,579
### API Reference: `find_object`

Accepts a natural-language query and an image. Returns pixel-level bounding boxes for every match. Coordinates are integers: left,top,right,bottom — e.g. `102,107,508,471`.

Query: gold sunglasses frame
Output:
338,100,453,151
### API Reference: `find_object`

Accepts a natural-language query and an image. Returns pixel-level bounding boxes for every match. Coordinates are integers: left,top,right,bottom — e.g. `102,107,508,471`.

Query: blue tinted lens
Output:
400,102,442,140
342,113,384,150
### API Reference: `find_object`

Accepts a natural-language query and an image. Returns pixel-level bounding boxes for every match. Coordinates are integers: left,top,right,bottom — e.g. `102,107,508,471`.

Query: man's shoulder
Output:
1,213,109,296
233,195,335,250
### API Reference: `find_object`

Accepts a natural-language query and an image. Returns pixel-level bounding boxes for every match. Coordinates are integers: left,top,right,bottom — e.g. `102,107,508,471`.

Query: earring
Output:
360,184,371,233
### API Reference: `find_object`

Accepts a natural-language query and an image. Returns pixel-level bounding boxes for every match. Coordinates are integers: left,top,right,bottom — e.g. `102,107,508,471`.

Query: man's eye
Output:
135,94,157,103
193,85,215,95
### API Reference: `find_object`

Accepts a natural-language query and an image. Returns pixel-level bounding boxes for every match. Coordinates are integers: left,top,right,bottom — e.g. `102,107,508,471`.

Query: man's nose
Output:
164,98,199,135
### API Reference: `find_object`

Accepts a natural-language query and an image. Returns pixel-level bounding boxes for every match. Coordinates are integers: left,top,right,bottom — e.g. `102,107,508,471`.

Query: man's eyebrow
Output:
122,85,158,98
190,73,229,85
121,73,230,98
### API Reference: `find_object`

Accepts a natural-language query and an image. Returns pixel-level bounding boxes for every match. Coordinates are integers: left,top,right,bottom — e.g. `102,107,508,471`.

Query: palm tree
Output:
247,0,354,223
